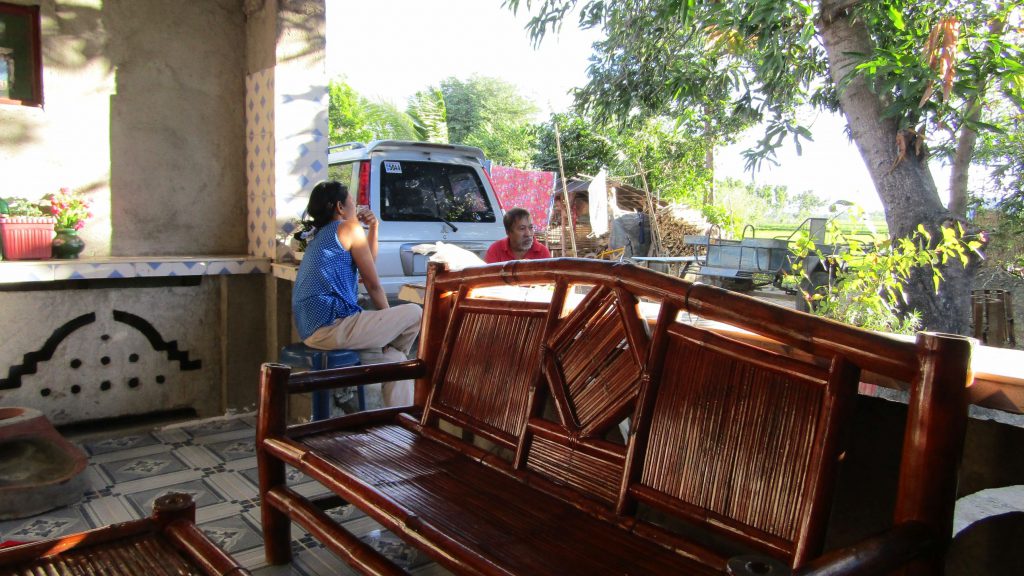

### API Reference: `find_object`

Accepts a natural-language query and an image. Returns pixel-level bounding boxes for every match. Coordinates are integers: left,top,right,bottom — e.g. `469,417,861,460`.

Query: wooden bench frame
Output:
257,259,973,576
0,493,250,575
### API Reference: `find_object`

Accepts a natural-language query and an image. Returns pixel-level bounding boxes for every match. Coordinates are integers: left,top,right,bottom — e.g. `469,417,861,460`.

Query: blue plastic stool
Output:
278,343,362,421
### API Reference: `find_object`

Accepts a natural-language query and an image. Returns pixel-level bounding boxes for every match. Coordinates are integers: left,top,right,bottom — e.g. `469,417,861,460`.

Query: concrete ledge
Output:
0,256,271,284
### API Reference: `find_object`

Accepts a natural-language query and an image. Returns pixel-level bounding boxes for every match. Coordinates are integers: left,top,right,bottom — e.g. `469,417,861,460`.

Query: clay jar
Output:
0,407,88,520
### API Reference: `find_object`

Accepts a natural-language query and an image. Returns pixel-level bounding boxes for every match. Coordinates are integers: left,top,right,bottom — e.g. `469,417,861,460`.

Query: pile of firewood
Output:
541,202,710,259
652,204,710,256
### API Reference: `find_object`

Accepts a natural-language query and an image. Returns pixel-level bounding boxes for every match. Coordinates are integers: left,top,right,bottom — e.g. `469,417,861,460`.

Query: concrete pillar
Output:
244,0,328,372
244,0,329,261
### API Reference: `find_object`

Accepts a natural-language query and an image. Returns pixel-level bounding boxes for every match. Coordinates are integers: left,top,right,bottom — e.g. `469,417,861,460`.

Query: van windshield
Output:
379,160,496,223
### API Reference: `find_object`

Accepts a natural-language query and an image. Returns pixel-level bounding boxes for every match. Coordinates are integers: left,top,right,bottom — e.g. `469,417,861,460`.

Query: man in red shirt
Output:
484,207,551,263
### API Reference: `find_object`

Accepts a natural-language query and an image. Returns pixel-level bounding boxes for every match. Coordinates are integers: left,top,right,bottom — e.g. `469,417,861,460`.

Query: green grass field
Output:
750,220,890,245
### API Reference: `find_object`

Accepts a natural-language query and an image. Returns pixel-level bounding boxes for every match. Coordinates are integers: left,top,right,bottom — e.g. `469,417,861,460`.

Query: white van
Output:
327,140,506,300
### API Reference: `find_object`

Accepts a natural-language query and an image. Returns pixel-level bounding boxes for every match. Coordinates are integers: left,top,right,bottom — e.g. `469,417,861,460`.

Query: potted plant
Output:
0,197,55,260
278,218,315,262
46,188,91,259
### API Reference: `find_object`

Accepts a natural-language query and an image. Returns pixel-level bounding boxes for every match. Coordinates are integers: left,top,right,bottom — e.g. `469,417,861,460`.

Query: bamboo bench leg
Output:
258,363,293,565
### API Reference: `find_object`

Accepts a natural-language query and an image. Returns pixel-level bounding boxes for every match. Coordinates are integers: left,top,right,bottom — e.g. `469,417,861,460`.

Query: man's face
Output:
509,215,534,253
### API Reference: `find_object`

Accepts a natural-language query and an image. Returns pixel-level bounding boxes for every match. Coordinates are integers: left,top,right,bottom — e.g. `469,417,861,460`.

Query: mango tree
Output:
507,0,1022,333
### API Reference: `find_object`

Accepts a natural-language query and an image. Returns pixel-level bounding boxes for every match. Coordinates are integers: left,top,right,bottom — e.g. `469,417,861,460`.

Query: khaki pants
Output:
304,303,422,407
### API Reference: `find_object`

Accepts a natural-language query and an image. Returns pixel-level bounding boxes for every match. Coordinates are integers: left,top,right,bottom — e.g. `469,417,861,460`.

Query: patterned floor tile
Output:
324,504,366,524
81,433,161,456
81,495,138,527
198,500,259,524
205,470,260,501
0,507,90,541
225,454,259,472
151,426,191,445
124,478,224,516
80,463,112,492
114,468,204,495
291,479,332,500
86,440,172,465
183,417,253,439
173,444,223,469
98,450,188,484
199,513,265,555
205,436,257,462
361,529,432,570
191,426,258,447
239,464,309,490
1,412,451,576
292,545,359,576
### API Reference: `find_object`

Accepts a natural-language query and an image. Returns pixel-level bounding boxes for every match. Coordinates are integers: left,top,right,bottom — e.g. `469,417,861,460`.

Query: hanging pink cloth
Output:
488,166,556,230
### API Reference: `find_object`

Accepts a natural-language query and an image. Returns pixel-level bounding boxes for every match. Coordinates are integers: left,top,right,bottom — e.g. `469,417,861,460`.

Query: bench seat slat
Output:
299,424,721,575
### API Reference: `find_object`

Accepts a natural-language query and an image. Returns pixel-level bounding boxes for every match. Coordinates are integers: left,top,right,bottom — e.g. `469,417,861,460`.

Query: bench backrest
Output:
415,259,972,570
422,296,547,449
631,321,857,565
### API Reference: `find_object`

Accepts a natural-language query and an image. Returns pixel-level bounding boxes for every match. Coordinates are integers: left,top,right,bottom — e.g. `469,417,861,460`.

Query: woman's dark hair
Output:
306,180,350,229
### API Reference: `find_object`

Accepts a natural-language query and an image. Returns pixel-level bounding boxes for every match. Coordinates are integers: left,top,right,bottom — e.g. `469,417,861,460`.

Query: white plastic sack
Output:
410,241,486,271
588,168,609,237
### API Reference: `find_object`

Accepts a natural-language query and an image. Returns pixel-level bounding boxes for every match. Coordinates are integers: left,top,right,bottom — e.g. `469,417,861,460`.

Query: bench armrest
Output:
284,359,427,394
795,522,934,576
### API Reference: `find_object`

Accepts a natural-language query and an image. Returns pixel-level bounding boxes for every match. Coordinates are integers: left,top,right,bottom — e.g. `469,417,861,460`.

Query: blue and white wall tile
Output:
246,69,276,259
275,67,329,229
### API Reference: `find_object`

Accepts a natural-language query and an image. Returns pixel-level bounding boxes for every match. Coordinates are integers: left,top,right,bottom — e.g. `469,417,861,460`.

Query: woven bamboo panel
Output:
438,310,545,438
640,331,828,545
525,434,622,505
554,297,641,430
0,534,205,576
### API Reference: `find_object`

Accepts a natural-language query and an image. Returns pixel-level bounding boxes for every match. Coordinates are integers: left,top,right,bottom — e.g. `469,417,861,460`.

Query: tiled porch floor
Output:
3,408,1023,574
0,412,449,576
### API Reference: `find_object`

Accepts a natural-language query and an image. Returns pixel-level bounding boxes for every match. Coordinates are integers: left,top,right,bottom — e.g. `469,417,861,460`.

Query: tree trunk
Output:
816,1,975,334
704,113,715,205
949,16,1005,218
949,97,980,218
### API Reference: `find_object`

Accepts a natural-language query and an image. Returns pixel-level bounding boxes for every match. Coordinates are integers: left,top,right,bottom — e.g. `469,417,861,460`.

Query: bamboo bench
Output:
0,493,250,575
256,259,973,576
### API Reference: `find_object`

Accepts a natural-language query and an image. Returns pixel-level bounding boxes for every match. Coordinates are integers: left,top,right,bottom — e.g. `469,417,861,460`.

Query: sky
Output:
326,0,598,116
325,0,953,214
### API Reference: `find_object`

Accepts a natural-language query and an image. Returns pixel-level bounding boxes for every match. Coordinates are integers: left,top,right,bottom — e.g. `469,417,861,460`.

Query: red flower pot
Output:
0,216,56,260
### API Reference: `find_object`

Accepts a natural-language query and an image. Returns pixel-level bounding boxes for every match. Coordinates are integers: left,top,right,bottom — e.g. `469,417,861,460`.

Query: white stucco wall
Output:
0,1,262,424
0,281,221,425
0,0,247,257
0,1,328,425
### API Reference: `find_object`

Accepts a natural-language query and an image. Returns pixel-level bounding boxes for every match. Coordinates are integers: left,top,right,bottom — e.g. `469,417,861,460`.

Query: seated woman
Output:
292,180,422,407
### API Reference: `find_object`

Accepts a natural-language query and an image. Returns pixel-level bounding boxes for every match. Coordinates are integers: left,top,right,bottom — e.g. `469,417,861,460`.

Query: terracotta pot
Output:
0,216,55,260
0,407,88,520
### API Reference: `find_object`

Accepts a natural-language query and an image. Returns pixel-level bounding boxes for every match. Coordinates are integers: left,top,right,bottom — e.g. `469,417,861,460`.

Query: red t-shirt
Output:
484,238,551,263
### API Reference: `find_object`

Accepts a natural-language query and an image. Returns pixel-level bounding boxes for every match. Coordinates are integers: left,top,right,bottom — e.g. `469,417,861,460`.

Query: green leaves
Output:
784,215,984,334
407,87,449,144
440,76,539,168
888,5,906,31
327,79,420,143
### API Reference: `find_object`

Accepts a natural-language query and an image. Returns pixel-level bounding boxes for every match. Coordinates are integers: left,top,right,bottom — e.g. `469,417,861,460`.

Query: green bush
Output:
785,219,983,334
2,197,45,217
